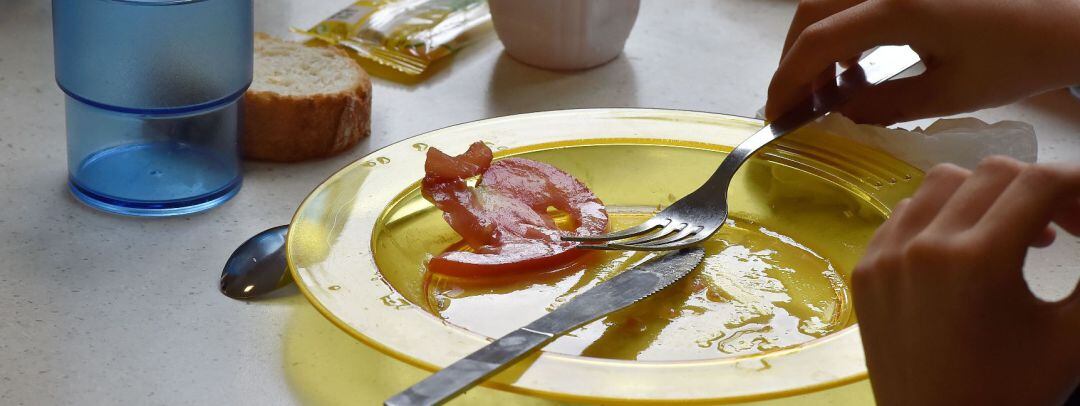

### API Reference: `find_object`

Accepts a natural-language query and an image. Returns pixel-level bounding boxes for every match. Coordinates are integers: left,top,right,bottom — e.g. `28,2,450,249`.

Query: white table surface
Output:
2,0,1077,405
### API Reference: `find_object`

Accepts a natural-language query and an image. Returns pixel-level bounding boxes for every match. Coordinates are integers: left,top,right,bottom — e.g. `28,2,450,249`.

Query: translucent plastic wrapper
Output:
804,114,1037,170
300,0,491,75
748,113,1037,222
754,108,1038,170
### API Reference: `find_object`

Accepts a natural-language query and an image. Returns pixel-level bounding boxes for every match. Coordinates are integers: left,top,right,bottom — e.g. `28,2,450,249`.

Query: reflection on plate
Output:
287,109,921,403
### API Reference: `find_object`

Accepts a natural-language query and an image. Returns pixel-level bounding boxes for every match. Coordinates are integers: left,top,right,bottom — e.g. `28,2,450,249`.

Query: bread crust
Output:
241,39,372,162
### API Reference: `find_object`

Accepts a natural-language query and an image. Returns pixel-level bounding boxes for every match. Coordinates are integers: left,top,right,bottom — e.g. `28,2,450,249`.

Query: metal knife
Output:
384,247,707,406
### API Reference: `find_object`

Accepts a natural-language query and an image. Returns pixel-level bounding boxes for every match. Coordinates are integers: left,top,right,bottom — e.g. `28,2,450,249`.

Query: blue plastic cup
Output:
53,0,253,217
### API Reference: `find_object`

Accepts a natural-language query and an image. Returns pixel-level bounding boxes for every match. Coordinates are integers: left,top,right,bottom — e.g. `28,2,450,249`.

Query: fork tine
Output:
611,221,685,246
562,219,667,242
609,234,710,252
572,243,626,251
632,225,701,246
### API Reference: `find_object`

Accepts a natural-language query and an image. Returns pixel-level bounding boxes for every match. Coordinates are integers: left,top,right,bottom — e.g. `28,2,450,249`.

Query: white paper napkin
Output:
754,109,1038,171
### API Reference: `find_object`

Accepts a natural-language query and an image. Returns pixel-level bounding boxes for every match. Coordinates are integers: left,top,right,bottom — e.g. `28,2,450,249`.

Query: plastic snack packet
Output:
299,0,491,75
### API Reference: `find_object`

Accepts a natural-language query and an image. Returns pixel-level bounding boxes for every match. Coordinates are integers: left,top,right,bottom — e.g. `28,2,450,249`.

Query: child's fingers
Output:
766,1,904,120
781,0,866,57
865,197,912,255
1032,197,1078,247
1030,227,1057,248
885,164,971,244
977,165,1080,255
1052,198,1080,236
923,156,1025,234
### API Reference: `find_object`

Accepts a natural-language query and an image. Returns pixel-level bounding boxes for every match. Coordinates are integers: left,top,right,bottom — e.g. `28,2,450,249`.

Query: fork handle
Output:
699,46,922,196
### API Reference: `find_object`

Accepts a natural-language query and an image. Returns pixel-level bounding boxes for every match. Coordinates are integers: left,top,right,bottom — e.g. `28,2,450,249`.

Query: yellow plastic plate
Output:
286,109,922,403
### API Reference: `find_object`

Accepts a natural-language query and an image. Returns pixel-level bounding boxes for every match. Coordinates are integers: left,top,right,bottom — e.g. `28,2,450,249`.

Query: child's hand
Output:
853,156,1080,405
765,0,1080,124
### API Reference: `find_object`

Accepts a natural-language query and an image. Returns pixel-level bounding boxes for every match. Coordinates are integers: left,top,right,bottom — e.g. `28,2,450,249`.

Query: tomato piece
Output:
423,141,492,181
421,142,608,276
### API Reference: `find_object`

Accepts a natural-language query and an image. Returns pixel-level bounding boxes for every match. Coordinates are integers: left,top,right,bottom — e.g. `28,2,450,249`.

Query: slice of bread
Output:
242,33,372,162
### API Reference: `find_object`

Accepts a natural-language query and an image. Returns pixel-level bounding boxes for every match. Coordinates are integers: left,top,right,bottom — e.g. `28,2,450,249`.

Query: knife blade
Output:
384,247,706,406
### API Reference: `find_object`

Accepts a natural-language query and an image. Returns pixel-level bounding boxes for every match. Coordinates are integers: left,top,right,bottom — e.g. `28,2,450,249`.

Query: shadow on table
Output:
281,297,562,405
486,52,640,117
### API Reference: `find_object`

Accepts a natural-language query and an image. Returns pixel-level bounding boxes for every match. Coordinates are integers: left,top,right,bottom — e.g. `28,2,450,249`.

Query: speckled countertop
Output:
1,0,1077,405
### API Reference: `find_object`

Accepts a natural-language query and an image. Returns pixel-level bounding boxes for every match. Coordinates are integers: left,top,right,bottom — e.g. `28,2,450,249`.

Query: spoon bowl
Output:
220,224,291,299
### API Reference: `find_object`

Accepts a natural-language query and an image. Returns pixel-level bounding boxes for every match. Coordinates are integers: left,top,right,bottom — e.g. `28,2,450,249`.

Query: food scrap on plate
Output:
420,142,608,276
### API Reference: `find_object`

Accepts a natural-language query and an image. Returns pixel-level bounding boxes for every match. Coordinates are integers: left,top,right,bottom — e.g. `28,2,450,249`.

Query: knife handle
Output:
384,327,555,406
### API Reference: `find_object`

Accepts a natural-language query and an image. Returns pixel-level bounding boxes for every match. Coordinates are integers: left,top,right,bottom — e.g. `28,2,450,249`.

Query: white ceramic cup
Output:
488,0,640,70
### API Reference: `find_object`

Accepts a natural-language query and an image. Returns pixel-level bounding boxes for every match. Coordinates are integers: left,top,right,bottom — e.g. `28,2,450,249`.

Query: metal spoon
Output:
219,224,292,299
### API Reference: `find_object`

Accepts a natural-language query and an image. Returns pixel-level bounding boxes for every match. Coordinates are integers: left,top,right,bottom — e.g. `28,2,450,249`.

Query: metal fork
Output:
565,46,922,251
